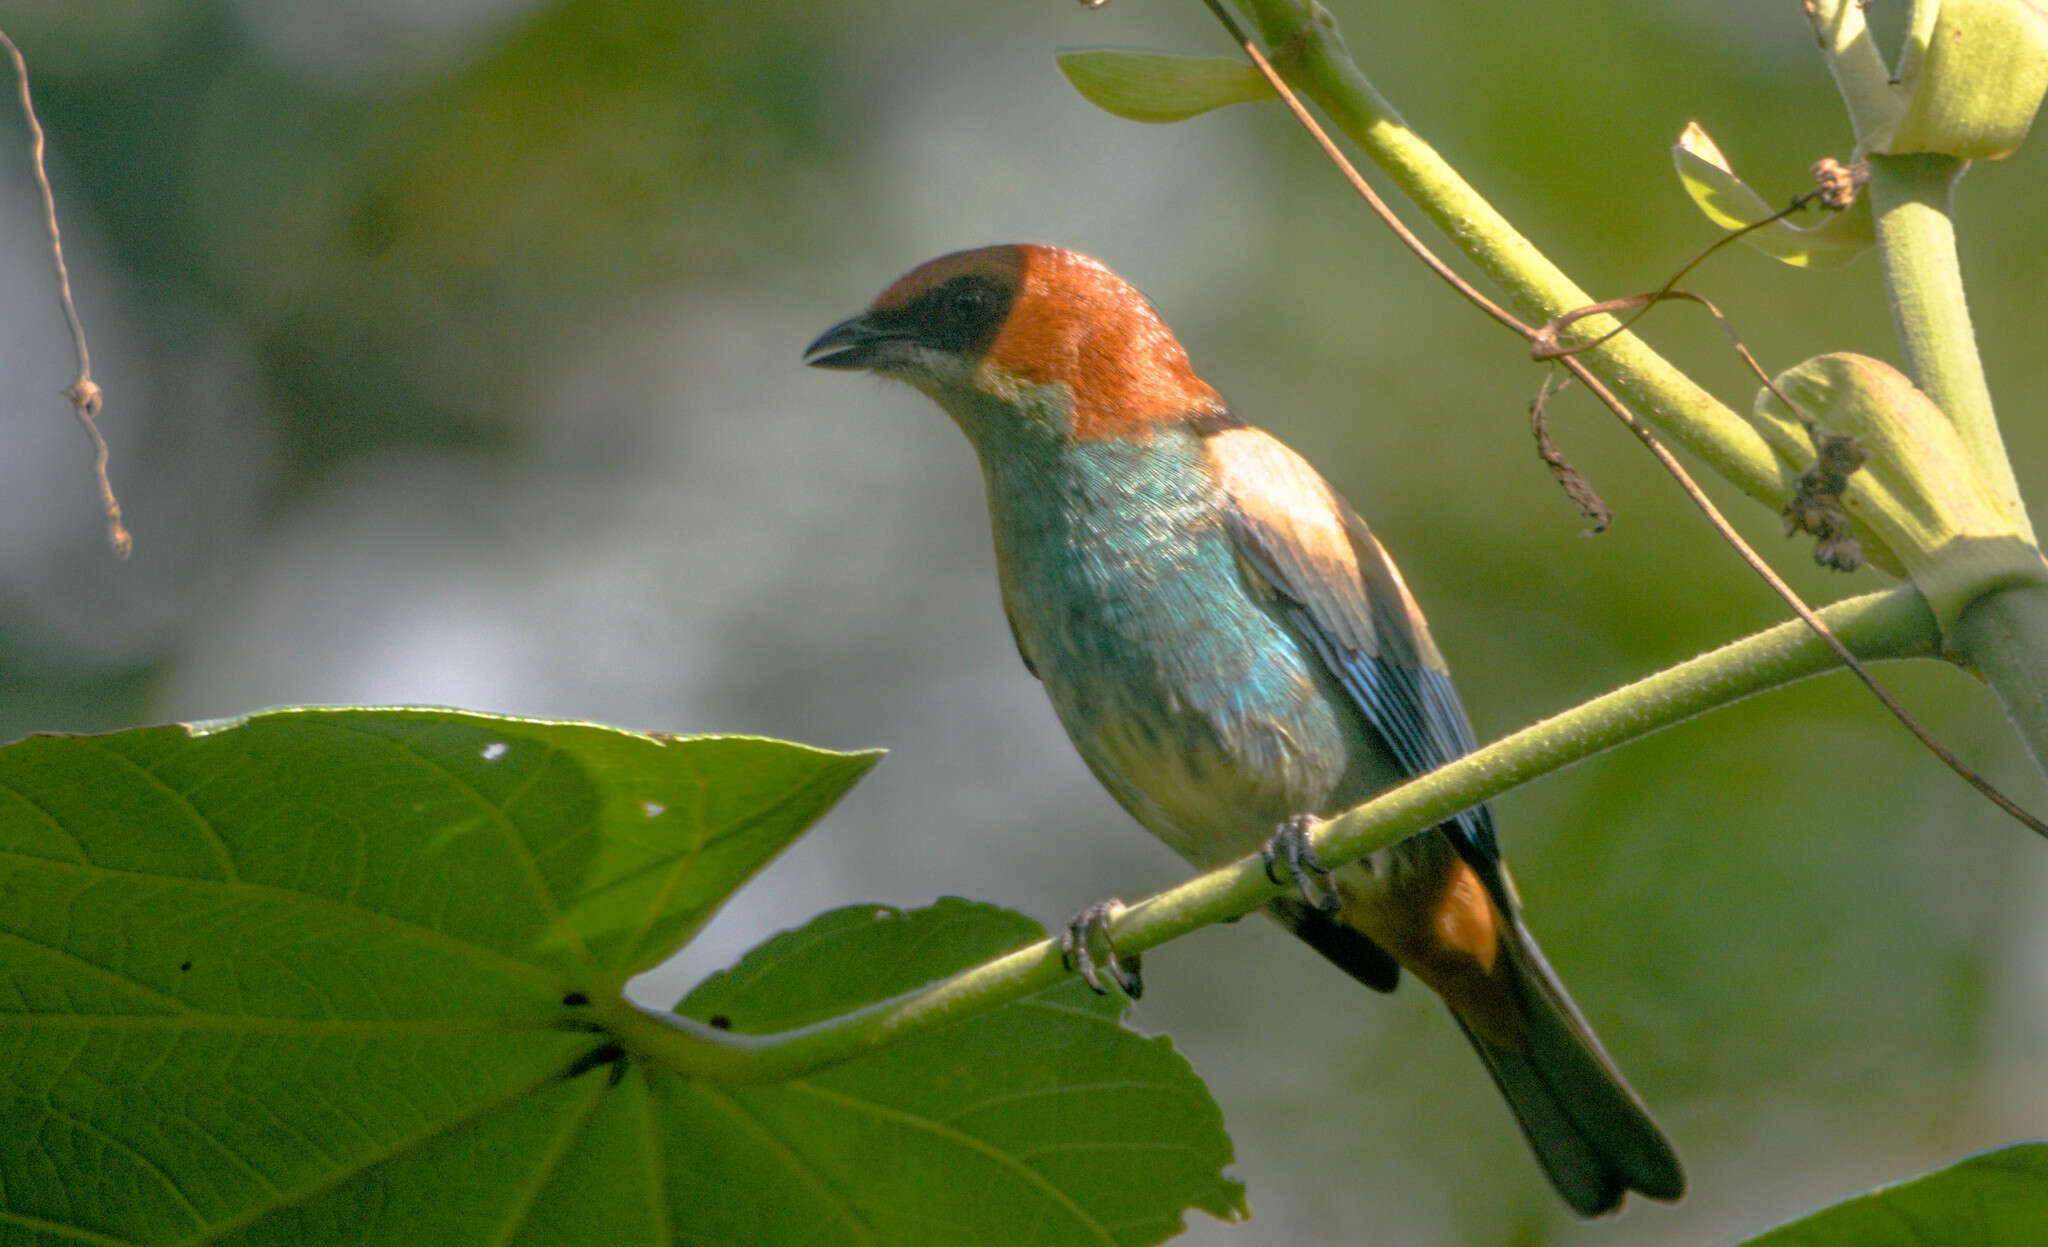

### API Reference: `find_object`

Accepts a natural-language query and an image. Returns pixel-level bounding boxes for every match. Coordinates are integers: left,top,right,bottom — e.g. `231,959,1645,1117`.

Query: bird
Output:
804,243,1684,1216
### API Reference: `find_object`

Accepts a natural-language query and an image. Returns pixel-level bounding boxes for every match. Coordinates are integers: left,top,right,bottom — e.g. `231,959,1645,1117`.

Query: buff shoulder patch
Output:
1205,426,1375,651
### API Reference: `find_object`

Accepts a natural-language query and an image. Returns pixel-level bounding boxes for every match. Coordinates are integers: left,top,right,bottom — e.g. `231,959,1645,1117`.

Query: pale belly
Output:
1010,525,1402,869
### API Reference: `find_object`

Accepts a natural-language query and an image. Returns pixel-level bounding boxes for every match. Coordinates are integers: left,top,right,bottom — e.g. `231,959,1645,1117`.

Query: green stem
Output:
1806,0,1907,148
1951,583,2048,779
1232,0,1793,516
614,586,1938,1084
1864,152,2031,541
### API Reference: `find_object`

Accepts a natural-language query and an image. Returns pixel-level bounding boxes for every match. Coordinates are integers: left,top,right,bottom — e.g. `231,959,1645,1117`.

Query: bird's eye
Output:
906,276,1008,352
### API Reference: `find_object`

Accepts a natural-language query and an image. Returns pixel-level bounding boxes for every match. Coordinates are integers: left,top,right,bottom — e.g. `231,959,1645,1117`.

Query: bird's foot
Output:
1060,899,1142,999
1262,814,1341,913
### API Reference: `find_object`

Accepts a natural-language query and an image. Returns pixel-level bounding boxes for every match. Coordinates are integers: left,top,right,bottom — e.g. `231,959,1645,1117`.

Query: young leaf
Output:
1737,1143,2048,1245
669,898,1249,1245
1057,48,1276,124
1672,122,1874,268
0,708,877,1245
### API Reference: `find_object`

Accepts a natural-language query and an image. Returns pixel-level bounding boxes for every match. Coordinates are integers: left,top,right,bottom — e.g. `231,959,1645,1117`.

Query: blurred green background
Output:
3,1,2044,1242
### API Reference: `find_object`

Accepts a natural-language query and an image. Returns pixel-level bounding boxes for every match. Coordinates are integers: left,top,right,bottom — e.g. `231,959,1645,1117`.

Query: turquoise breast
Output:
969,423,1395,866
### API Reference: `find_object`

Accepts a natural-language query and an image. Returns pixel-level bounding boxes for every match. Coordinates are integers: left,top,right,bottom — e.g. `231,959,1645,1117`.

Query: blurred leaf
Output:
1738,1143,2048,1244
1886,0,2048,159
0,708,877,1244
672,898,1249,1245
193,0,854,319
1057,48,1275,123
0,0,188,74
1672,122,1874,267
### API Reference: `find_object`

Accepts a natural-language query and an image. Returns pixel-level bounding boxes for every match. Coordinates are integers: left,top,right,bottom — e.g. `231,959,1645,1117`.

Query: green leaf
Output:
1738,1143,2048,1244
0,708,877,1245
1672,122,1875,268
1886,0,2048,159
1057,48,1276,124
671,898,1248,1245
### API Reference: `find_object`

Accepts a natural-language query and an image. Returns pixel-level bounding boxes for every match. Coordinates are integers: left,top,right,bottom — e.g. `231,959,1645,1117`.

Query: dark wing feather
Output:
1269,895,1402,992
1208,433,1687,1214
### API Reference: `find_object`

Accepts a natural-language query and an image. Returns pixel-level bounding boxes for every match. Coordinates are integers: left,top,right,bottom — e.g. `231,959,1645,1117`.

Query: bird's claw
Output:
1061,899,1142,999
1263,814,1341,913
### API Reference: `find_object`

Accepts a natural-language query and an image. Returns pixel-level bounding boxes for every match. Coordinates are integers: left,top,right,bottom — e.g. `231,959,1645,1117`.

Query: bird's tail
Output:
1452,912,1684,1217
1275,857,1683,1214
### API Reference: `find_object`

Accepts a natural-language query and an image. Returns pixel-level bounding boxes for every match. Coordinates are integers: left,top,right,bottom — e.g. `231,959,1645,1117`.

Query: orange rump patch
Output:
1424,860,1527,1045
1432,859,1501,975
1352,856,1524,1045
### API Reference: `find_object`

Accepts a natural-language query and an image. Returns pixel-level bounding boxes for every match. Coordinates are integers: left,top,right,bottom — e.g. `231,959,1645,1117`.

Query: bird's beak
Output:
803,312,911,372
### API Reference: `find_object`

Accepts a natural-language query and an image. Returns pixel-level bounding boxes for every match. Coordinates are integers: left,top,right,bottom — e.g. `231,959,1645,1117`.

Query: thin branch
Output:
1539,285,1822,462
2,25,128,557
1538,285,1871,571
1196,1,1528,337
612,585,1940,1083
1561,331,2048,838
1191,0,2048,840
1533,192,1825,365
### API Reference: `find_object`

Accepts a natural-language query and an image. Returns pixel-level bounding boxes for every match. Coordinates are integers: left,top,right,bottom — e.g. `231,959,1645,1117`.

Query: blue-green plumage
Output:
961,412,1398,868
806,241,1684,1216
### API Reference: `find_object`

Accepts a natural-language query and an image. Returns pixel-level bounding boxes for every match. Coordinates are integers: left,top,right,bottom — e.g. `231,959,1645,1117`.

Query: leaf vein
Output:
0,1208,144,1247
693,1085,880,1247
785,1081,1119,1246
0,928,196,1015
72,738,242,883
1014,1139,1213,1162
941,1079,1191,1125
173,1054,577,1245
485,1073,611,1247
31,1102,209,1230
0,775,90,862
0,852,565,993
321,723,599,975
616,756,850,976
634,1065,673,1247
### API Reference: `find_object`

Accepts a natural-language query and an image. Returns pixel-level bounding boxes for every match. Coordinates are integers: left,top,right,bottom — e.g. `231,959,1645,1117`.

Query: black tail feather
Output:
1457,916,1684,1215
1273,887,1682,1215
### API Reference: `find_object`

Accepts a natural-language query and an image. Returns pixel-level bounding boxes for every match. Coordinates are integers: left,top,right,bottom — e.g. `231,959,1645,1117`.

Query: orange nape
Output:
988,246,1223,441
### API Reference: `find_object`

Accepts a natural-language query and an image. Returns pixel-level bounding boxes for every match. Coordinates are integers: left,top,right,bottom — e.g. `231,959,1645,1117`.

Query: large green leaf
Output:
0,708,878,1245
1738,1143,2048,1245
670,898,1249,1245
3,711,1240,1245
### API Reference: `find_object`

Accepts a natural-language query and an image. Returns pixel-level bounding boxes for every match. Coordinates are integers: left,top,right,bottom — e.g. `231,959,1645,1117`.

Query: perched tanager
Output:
806,244,1683,1216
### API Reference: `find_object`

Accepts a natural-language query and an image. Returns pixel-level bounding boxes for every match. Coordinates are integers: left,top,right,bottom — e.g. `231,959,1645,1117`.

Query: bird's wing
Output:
1205,425,1501,869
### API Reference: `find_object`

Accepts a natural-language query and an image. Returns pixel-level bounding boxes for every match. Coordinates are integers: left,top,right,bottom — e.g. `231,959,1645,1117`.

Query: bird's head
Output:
804,244,1225,441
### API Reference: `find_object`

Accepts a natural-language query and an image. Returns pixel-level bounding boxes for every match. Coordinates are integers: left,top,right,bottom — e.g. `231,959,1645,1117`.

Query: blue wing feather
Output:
1303,605,1499,863
1205,426,1500,867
